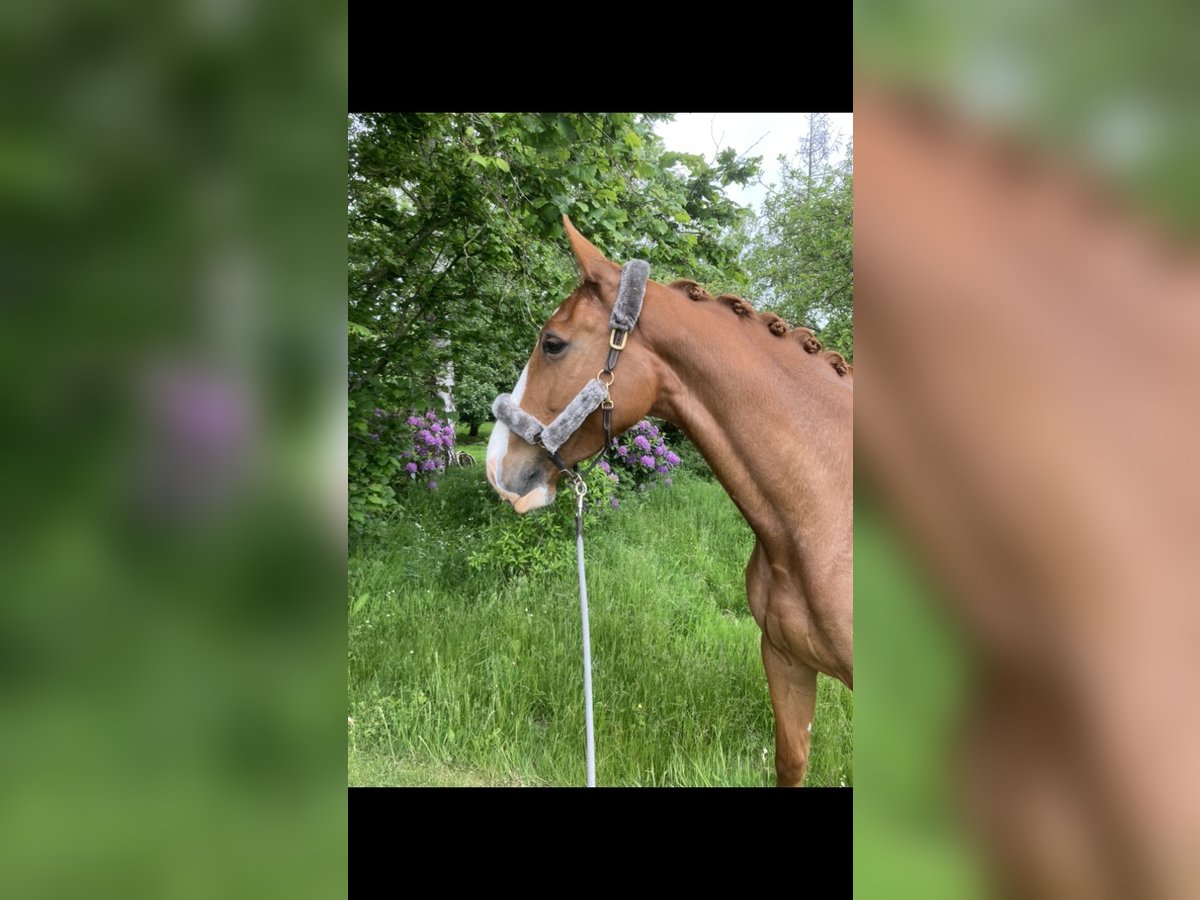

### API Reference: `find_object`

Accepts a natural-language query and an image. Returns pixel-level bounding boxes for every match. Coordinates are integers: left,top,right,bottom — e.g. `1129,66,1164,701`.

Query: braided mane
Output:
669,279,852,378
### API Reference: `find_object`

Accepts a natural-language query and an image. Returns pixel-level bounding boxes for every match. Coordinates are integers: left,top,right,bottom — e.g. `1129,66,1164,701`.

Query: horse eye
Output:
542,336,567,355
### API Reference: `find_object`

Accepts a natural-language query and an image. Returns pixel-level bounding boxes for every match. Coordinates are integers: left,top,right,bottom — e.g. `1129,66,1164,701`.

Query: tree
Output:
453,358,507,437
744,114,854,360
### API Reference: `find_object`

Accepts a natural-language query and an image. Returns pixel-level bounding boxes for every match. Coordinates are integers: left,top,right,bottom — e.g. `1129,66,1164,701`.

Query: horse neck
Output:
637,290,853,549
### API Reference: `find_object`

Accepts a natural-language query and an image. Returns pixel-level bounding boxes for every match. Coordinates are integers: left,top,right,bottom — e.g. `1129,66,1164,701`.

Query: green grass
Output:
348,748,535,786
348,467,853,787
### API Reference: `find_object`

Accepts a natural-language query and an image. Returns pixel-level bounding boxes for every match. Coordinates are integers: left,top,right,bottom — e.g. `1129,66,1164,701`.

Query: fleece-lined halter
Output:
491,259,650,474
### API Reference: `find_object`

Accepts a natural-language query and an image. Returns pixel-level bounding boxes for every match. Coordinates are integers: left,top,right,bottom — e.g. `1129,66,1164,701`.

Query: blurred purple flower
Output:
609,473,619,483
666,451,680,466
598,459,611,473
374,408,384,418
634,435,651,452
656,464,669,475
426,480,438,490
663,477,673,487
640,454,655,468
654,443,667,457
425,411,438,421
616,446,628,458
405,462,418,474
141,367,251,519
609,497,620,509
407,416,422,427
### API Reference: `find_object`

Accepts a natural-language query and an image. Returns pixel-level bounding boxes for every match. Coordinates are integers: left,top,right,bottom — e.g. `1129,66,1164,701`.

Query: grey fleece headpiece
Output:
491,259,650,456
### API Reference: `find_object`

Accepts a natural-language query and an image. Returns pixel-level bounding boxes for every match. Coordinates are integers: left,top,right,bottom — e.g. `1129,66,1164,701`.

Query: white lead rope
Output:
571,480,596,787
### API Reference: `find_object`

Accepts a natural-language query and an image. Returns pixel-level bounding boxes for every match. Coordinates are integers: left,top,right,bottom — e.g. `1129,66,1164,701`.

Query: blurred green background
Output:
854,491,983,897
0,1,346,896
856,0,1200,232
855,1,1200,896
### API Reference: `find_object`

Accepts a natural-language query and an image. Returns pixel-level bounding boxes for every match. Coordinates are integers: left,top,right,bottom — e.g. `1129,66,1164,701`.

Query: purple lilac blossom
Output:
656,465,669,474
616,446,628,457
426,480,438,490
666,451,680,466
634,435,651,451
654,443,667,457
609,497,620,509
406,416,422,427
405,462,418,474
640,454,655,468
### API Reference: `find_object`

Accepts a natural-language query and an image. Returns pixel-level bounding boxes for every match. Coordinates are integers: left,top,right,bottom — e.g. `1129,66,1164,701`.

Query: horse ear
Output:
563,215,621,295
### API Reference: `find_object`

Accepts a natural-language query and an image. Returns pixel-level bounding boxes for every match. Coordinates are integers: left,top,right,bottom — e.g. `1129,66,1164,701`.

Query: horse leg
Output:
761,635,819,787
747,541,820,786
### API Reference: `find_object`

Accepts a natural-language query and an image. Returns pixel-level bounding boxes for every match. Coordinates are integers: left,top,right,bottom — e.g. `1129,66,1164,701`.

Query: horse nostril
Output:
517,462,545,496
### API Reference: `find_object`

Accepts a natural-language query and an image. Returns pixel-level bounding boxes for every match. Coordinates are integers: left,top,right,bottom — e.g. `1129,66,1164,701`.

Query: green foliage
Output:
347,398,398,529
744,114,854,360
348,113,758,522
349,407,457,533
466,500,575,581
466,463,617,580
452,359,506,434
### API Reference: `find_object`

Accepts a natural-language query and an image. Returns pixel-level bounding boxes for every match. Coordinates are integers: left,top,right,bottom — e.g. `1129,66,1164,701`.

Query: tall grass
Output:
348,466,853,787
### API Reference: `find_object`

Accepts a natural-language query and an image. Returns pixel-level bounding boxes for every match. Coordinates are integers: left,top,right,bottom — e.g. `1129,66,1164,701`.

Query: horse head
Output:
486,217,661,513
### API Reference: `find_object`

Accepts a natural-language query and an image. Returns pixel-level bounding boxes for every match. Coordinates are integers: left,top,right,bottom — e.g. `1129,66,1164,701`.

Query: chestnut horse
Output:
856,86,1200,894
486,217,853,786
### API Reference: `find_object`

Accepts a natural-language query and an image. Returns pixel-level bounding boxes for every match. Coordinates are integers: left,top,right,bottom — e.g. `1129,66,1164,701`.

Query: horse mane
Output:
668,279,852,378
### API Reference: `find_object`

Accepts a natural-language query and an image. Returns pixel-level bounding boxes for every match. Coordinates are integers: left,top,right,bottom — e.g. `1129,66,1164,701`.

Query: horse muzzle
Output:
485,452,558,514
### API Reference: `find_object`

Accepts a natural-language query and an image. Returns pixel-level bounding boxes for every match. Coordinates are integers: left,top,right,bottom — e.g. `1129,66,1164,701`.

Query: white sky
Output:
654,113,853,213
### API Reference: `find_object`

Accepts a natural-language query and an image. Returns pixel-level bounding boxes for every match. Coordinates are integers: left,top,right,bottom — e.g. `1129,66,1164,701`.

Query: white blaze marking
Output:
487,364,528,492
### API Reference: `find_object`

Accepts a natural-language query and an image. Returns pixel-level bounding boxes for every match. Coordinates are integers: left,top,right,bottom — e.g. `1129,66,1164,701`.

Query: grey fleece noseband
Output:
492,259,650,461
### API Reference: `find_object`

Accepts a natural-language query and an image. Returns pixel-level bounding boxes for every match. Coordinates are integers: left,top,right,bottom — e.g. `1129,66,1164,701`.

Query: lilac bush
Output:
398,409,456,489
609,420,681,490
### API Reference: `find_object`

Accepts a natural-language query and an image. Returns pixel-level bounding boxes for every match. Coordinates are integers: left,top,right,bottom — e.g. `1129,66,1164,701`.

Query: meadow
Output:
348,426,853,787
